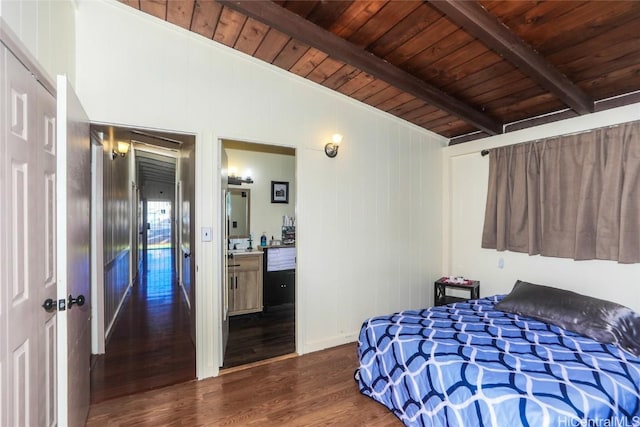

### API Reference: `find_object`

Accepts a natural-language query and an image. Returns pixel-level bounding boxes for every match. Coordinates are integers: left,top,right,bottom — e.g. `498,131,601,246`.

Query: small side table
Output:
434,277,480,306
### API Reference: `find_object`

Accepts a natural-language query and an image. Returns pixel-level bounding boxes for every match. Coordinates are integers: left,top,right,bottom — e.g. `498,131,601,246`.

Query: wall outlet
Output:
498,257,504,269
201,227,212,242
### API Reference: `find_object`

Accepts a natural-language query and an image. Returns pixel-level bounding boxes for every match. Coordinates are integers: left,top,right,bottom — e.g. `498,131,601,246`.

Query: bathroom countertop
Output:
229,245,295,255
259,244,296,250
228,249,263,256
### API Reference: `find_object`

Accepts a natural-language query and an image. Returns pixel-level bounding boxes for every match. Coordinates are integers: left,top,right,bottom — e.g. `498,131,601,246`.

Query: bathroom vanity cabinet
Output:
228,252,263,315
262,246,296,307
264,269,295,307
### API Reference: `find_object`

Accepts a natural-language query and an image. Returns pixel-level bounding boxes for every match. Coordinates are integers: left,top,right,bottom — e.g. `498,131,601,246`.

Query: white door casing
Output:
180,181,191,308
1,43,58,427
179,140,197,344
138,187,143,275
90,132,105,355
56,75,91,427
176,180,182,287
130,180,137,283
142,198,148,255
219,148,229,365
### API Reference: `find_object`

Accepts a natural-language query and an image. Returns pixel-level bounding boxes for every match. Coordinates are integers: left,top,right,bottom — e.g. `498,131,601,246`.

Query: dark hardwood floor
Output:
223,303,295,368
90,248,196,404
86,343,401,426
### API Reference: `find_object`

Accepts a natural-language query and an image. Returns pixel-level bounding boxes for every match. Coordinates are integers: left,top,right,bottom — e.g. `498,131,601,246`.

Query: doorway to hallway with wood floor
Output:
90,248,195,403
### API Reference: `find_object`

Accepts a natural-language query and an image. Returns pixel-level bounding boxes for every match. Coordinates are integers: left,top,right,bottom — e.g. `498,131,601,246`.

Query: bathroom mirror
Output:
228,188,250,238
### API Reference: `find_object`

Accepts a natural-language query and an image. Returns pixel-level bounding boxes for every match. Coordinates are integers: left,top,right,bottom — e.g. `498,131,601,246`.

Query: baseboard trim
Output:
104,282,132,344
303,332,359,355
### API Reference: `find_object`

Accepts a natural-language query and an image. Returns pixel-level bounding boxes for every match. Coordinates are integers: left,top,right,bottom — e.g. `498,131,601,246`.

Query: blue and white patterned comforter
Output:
357,296,640,427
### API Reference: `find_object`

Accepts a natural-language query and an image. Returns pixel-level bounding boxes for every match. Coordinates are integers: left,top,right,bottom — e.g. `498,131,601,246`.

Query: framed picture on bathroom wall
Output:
271,181,289,204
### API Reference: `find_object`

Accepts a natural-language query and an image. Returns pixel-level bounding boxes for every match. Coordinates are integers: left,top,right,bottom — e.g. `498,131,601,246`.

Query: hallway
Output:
90,248,196,403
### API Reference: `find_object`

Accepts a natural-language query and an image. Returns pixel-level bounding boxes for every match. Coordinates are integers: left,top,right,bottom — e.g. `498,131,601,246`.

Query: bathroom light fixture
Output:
111,141,130,160
228,166,254,185
324,133,342,158
228,176,254,185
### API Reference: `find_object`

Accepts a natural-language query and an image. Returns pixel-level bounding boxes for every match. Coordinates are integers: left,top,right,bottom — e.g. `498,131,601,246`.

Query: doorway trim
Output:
215,136,300,371
87,122,207,378
90,131,106,354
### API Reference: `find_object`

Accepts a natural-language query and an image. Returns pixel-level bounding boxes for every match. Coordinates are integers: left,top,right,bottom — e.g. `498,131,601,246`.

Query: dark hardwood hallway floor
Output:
90,248,196,403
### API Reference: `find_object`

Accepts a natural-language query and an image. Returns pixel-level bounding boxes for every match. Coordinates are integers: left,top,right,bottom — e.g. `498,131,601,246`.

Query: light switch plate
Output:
201,227,212,242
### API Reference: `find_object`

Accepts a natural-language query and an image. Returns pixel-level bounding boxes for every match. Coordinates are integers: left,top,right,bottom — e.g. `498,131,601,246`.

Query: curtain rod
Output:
478,120,638,158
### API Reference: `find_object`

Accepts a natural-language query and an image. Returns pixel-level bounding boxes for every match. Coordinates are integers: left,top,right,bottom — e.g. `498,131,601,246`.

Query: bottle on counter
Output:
260,232,267,247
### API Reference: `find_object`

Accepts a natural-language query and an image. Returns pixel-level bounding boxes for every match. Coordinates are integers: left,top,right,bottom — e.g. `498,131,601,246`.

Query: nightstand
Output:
434,277,480,306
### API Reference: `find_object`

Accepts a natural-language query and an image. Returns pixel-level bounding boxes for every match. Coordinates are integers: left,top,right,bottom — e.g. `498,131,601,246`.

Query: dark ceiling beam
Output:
449,131,491,146
428,0,594,115
451,90,640,145
217,0,503,135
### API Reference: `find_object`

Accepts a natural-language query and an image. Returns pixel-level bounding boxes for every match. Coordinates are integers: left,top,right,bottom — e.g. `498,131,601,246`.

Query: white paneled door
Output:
1,47,91,427
1,45,58,426
56,75,91,427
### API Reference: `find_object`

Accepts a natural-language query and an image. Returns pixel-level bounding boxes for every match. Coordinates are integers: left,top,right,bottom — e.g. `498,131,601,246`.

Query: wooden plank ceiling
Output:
120,0,640,143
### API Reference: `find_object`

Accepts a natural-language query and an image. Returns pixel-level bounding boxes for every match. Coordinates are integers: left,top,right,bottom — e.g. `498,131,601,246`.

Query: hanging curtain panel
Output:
482,120,640,263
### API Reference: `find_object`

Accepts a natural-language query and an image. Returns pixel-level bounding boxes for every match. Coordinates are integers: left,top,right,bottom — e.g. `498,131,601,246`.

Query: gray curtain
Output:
482,120,640,263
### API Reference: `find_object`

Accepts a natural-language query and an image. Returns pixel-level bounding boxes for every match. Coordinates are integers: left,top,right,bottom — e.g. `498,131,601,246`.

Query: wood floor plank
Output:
87,343,401,426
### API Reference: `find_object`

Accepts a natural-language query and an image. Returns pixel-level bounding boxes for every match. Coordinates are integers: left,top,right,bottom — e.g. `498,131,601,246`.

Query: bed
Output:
356,281,640,426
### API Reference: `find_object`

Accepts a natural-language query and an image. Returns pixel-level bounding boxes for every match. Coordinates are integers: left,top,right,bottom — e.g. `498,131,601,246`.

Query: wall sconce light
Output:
111,141,130,160
325,133,342,158
228,166,254,186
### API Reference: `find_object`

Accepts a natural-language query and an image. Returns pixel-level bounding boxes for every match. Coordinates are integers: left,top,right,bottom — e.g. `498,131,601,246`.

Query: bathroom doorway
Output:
221,140,296,369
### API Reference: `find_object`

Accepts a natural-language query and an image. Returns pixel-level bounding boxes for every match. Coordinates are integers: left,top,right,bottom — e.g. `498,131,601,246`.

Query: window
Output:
482,121,640,263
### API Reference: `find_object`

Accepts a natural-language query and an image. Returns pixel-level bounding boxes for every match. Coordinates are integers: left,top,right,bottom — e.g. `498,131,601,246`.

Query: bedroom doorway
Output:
220,140,297,369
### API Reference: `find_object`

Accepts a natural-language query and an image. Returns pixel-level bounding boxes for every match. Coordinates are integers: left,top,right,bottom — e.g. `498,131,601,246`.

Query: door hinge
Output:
58,299,67,311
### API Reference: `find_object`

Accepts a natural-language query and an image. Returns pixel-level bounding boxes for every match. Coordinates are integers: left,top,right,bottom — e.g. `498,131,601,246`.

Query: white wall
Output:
0,0,76,85
75,0,446,378
443,104,640,311
225,147,296,242
100,132,132,340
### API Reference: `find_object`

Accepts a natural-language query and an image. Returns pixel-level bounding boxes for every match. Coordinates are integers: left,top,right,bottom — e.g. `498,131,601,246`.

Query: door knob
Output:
68,294,85,309
42,298,56,312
